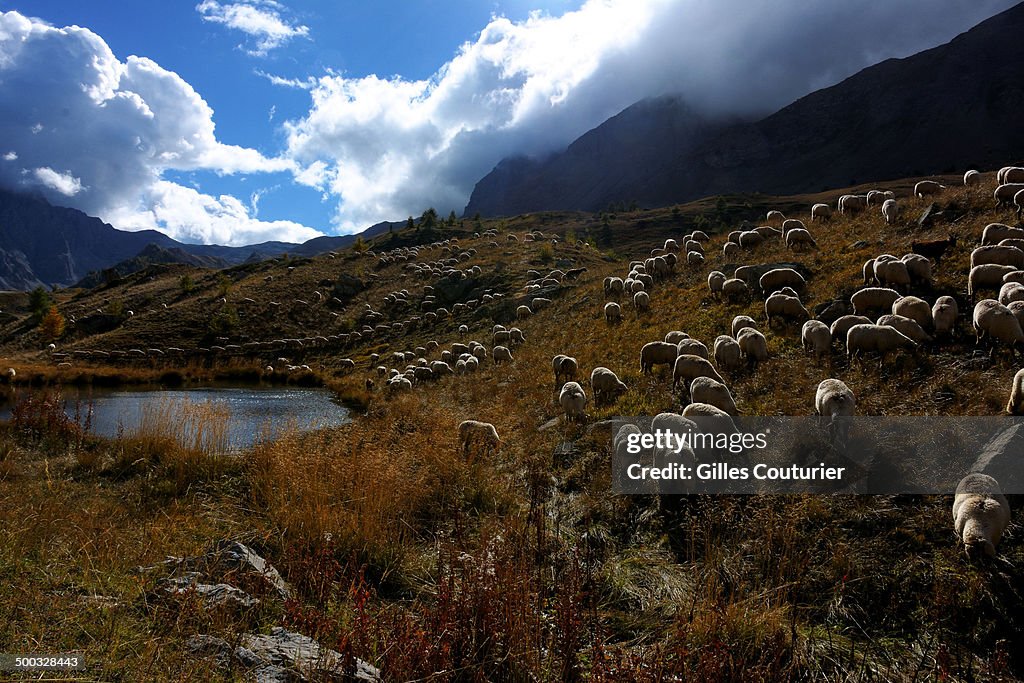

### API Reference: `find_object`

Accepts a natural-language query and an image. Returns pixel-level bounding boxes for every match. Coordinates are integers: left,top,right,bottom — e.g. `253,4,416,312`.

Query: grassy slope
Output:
1,171,1023,680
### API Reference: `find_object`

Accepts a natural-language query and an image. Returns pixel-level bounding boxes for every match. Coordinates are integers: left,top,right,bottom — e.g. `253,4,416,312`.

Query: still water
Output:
0,385,350,450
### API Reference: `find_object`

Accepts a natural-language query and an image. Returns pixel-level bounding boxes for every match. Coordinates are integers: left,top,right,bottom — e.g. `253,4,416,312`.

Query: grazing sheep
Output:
673,355,725,389
739,231,764,249
846,324,918,366
811,203,832,221
532,297,552,310
591,367,628,405
994,183,1024,208
687,251,705,267
641,341,678,374
708,271,726,299
1016,188,1024,218
970,264,1019,299
801,320,832,361
681,403,734,422
559,381,588,422
1006,368,1024,415
881,198,898,224
914,180,945,198
1001,167,1024,183
665,331,689,344
851,288,901,315
1000,282,1024,305
459,420,502,464
953,473,1010,559
932,296,959,339
973,299,1024,358
692,230,710,242
492,345,514,365
4,367,14,380
874,259,911,290
982,223,1024,245
964,169,981,186
901,254,932,285
759,268,805,295
689,376,737,415
736,328,769,370
971,245,1024,269
676,338,709,360
766,210,785,224
732,315,758,338
633,290,651,314
713,335,743,373
606,277,625,297
815,378,855,444
604,302,622,324
431,360,454,376
723,241,741,258
892,296,932,328
765,293,809,327
493,330,511,345
782,218,806,233
912,235,957,263
722,278,750,303
516,305,532,320
839,194,867,214
877,314,932,344
785,228,818,252
552,354,579,387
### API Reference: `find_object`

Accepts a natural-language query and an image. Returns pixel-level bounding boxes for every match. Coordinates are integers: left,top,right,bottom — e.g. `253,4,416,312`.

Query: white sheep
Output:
963,169,981,186
765,293,809,326
633,290,650,314
999,167,1024,183
815,378,855,444
801,320,832,361
738,231,764,250
953,473,1010,559
591,367,628,405
877,314,932,344
785,228,818,252
640,341,677,374
1006,368,1024,414
4,367,14,380
552,354,579,387
846,324,917,366
1016,188,1024,218
759,268,805,295
689,376,737,415
676,339,709,360
994,183,1024,208
604,302,622,324
970,264,1019,299
932,296,959,339
1000,282,1024,305
901,254,932,285
559,381,587,422
892,296,932,328
708,271,726,299
874,259,911,290
851,287,901,315
914,180,945,198
672,355,725,390
811,203,831,221
982,223,1024,245
722,278,749,302
839,194,867,214
736,328,769,370
458,420,502,464
687,251,705,267
723,242,740,259
492,345,514,365
881,198,898,224
971,245,1024,269
766,210,785,224
516,305,532,320
664,331,689,344
732,315,758,338
972,299,1024,358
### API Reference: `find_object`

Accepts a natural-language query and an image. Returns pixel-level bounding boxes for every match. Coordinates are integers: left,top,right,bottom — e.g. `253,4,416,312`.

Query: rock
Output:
537,417,560,431
971,424,1024,494
917,202,939,228
813,299,855,325
848,240,869,250
158,573,260,611
241,628,380,682
138,540,291,601
553,441,577,459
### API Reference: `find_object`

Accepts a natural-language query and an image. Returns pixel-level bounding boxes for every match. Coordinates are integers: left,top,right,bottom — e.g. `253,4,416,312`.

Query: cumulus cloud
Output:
0,10,321,245
280,0,1017,232
196,1,310,56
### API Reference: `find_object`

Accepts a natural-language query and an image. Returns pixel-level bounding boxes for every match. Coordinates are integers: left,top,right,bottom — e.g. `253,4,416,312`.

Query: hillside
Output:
465,1,1024,216
1,169,1024,679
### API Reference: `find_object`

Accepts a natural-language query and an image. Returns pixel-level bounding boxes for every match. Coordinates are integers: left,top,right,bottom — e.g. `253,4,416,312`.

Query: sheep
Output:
982,223,1024,245
640,341,678,374
722,278,749,302
912,236,957,263
964,169,981,186
606,277,625,297
388,376,413,392
759,268,805,296
674,339,708,360
552,354,579,387
1016,188,1024,218
1007,368,1024,415
673,355,725,390
493,330,511,345
691,230,710,242
765,293,809,327
901,254,932,285
846,324,918,366
687,251,705,267
689,376,737,415
664,238,679,252
815,378,855,444
851,288,901,315
492,345,514,365
532,297,552,310
839,194,867,214
801,320,832,361
953,473,1010,559
874,259,911,290
713,335,743,373
732,315,757,338
633,290,651,314
559,381,587,422
4,367,14,380
972,299,1024,358
811,203,831,221
877,314,932,344
431,360,454,376
736,328,769,370
665,331,689,344
994,183,1024,208
971,245,1024,269
1000,282,1024,305
738,231,764,249
516,305,532,320
785,228,818,252
591,367,628,405
931,296,959,339
1001,167,1024,183
862,258,876,285
892,296,932,328
969,264,1018,299
604,302,622,324
708,271,726,299
914,180,945,198
1006,271,1024,285
458,420,502,464
723,242,740,259
766,210,785,224
881,198,898,224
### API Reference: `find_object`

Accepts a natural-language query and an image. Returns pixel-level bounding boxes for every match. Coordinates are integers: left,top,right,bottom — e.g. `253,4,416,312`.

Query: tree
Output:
406,216,415,232
179,274,195,294
353,236,369,253
29,286,52,318
39,305,65,340
420,207,438,231
448,210,457,226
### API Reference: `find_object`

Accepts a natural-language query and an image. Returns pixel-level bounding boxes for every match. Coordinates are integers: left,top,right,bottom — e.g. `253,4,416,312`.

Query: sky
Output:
0,0,1017,246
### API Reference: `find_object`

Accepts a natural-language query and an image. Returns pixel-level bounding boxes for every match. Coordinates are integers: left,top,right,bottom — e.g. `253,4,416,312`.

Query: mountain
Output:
0,188,400,291
465,1,1024,217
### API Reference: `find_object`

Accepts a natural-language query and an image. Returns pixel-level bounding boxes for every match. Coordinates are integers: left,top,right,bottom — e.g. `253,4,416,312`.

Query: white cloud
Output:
2,151,16,161
33,167,84,196
0,10,322,246
280,0,1017,232
196,1,310,56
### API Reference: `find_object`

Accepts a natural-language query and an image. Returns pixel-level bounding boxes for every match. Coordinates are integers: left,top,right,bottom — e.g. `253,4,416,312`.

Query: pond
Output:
0,385,351,450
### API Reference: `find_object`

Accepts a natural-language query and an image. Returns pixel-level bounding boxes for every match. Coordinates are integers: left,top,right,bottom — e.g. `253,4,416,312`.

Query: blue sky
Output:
0,0,1016,245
